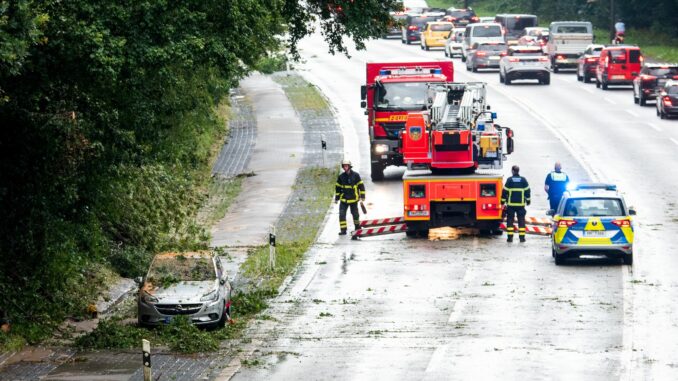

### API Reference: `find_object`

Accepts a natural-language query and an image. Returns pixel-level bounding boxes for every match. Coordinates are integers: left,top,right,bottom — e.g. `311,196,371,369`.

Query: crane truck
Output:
399,82,514,237
360,59,454,181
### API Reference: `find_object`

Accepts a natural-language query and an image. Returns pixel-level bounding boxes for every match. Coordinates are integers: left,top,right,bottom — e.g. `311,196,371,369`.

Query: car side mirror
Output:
360,85,367,100
546,209,555,216
629,207,637,216
134,276,143,287
360,100,367,108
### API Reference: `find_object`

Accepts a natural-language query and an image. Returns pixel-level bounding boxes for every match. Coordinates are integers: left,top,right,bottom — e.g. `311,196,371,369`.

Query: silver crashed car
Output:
137,251,231,329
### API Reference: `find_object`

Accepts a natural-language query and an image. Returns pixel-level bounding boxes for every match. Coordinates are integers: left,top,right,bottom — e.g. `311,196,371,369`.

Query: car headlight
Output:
200,289,219,302
142,291,158,304
374,144,389,154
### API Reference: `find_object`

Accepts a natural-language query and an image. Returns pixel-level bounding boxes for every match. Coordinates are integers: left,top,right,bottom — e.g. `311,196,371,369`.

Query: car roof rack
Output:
575,183,617,191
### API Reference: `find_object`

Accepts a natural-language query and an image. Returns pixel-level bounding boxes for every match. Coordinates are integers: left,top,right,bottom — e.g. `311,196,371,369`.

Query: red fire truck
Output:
400,82,514,237
360,59,454,181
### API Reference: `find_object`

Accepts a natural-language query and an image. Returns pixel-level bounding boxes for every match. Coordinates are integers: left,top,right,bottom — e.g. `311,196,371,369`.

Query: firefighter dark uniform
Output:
502,173,531,242
545,170,569,211
335,166,365,234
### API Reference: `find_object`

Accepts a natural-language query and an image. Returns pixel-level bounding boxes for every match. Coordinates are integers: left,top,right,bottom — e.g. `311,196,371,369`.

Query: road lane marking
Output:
626,110,639,117
425,345,447,373
647,123,662,132
604,97,616,105
621,253,635,380
671,138,678,147
448,299,468,323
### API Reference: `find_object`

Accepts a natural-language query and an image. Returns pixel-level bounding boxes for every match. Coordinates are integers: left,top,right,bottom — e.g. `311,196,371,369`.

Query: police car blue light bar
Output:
574,183,617,191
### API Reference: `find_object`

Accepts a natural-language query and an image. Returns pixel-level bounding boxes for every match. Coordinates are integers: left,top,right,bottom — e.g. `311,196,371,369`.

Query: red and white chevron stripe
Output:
503,216,552,226
359,217,405,227
352,223,407,239
499,223,552,235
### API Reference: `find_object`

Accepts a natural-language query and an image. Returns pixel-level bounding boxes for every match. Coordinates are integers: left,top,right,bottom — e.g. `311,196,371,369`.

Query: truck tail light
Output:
664,96,673,106
556,55,564,60
481,203,498,210
611,219,631,227
640,74,656,81
557,220,577,228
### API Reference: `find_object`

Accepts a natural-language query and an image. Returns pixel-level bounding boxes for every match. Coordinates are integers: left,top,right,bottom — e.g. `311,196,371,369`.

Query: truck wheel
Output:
371,163,385,181
406,230,418,238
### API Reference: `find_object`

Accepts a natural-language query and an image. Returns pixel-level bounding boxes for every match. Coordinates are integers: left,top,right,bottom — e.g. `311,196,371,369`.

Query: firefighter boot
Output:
339,229,347,236
506,227,514,242
519,228,526,243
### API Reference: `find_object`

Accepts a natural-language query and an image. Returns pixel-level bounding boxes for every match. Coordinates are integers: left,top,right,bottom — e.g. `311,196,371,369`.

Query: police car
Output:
548,183,636,265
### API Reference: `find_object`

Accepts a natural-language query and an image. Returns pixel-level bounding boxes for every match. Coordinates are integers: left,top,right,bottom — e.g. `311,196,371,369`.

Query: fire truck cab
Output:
361,60,454,181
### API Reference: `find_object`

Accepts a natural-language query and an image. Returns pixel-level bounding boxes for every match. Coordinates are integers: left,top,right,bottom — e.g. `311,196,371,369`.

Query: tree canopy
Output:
0,0,399,340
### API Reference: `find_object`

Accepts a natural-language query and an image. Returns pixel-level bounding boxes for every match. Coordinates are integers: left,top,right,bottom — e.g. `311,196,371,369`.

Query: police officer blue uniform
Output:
544,162,569,211
502,165,531,243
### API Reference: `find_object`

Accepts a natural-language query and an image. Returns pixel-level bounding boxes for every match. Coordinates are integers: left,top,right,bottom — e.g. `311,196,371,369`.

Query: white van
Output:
462,23,504,62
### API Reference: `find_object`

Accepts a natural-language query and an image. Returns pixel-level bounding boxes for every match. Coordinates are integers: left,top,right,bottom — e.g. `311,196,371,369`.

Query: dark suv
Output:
443,8,478,26
656,80,678,119
401,14,440,44
633,63,678,106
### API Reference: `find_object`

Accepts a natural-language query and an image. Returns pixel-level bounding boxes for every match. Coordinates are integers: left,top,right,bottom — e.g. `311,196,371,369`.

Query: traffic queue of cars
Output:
390,9,678,120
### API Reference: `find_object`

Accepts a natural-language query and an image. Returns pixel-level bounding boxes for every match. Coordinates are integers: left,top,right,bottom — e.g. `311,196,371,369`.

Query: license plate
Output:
164,316,172,324
408,211,429,217
611,75,626,80
583,231,607,237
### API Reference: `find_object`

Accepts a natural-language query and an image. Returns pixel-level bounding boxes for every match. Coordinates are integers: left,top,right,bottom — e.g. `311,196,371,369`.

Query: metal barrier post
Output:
321,136,327,167
269,226,276,270
142,339,151,381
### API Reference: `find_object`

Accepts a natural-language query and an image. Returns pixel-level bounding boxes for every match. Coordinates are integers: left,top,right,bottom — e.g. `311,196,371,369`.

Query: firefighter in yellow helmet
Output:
501,165,531,243
335,159,365,235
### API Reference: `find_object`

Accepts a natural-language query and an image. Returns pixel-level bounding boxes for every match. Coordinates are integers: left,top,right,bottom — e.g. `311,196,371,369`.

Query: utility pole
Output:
609,0,616,41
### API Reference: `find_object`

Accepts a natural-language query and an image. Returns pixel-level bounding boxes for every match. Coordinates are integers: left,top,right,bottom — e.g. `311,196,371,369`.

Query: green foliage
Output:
159,316,218,353
74,318,146,350
108,246,153,279
232,289,276,316
256,54,289,74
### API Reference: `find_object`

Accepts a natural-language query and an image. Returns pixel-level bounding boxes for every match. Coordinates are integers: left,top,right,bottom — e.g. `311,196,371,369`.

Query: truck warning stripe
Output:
502,217,552,226
360,217,405,227
351,224,407,239
499,223,552,235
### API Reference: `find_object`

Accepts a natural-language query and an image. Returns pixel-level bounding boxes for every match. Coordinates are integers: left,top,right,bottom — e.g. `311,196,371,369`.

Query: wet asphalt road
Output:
231,35,678,380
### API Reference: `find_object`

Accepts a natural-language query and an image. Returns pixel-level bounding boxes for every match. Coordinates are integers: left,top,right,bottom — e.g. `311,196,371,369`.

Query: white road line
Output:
604,97,616,105
582,86,596,95
670,138,678,147
448,299,468,323
620,253,635,380
647,123,662,132
425,345,447,373
626,110,639,117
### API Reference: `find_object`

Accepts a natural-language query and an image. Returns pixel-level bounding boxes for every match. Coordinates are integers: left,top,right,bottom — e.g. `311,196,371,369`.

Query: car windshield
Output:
562,198,625,217
448,10,474,18
668,86,678,95
505,17,537,31
412,16,438,27
512,50,542,56
555,25,589,33
374,82,428,111
479,44,507,51
431,23,453,31
472,25,501,37
649,67,678,76
147,254,215,285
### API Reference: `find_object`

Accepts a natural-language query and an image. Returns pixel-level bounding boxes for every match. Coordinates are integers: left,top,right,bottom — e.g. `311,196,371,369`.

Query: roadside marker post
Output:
142,339,151,381
321,136,327,167
269,225,276,270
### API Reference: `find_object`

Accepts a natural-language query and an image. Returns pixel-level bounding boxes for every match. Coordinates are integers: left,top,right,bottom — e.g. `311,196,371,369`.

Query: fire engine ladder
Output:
429,83,488,131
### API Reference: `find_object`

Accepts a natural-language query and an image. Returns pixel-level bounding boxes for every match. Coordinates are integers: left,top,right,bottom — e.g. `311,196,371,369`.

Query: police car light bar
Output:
575,183,617,191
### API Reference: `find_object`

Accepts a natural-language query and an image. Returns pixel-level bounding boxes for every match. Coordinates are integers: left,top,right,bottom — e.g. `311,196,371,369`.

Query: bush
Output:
256,54,289,74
